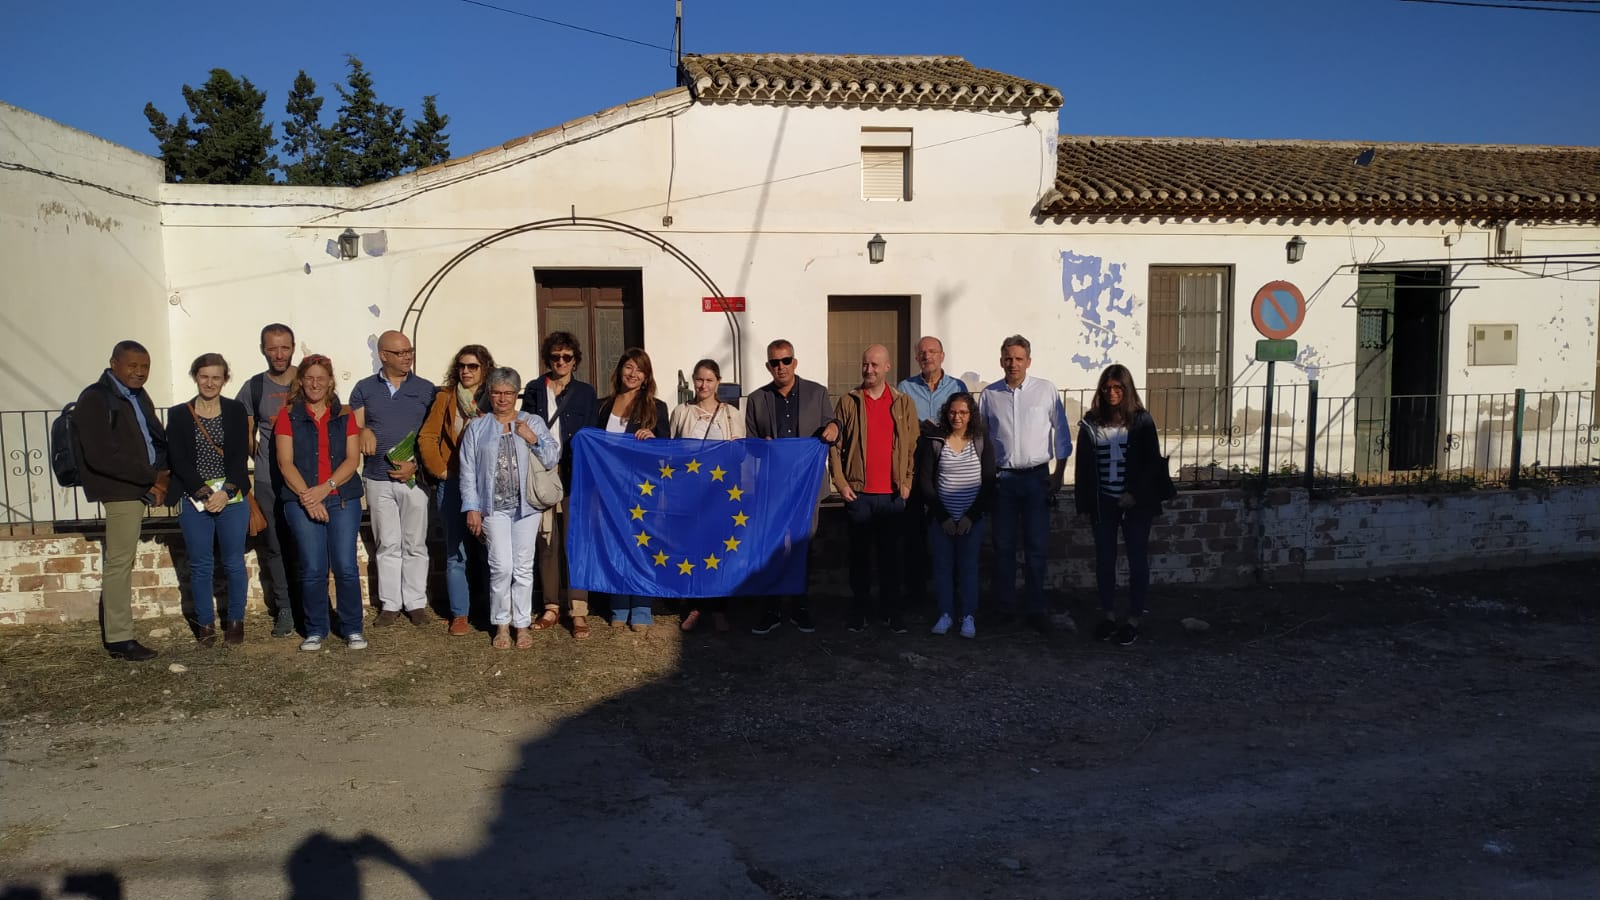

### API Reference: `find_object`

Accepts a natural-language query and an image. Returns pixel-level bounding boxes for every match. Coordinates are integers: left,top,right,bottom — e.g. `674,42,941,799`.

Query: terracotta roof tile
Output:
680,53,1061,111
1045,136,1600,222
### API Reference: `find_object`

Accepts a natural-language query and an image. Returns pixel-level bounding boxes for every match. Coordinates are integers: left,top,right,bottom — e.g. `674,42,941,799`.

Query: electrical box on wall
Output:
1470,324,1518,366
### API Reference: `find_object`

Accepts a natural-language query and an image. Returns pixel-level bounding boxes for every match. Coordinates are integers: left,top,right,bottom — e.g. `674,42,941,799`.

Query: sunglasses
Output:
548,352,575,363
458,362,481,371
766,356,796,369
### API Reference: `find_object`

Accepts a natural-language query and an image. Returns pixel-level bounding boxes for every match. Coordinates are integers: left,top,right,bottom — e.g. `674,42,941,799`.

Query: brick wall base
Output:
3,485,1597,625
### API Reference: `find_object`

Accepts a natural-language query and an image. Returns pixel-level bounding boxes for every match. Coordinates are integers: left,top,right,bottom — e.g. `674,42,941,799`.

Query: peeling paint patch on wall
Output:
1060,251,1133,372
1294,344,1328,381
37,201,119,233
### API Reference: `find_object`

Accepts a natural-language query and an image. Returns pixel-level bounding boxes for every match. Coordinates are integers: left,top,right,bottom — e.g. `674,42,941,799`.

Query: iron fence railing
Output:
4,386,1597,533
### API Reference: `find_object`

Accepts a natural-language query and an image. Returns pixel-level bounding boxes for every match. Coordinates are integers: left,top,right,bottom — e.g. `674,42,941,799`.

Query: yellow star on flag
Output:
709,465,726,482
726,486,744,501
634,530,651,547
684,459,702,474
732,511,749,527
638,480,655,496
659,464,675,479
652,550,669,567
629,504,646,521
677,559,695,575
703,553,721,570
723,536,741,552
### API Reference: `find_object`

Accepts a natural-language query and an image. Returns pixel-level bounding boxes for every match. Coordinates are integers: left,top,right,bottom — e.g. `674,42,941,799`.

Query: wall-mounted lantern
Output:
338,228,360,260
1286,235,1306,264
867,233,886,264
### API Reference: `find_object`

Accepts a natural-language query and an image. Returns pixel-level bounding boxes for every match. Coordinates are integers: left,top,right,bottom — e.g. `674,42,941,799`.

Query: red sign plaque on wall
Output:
702,296,746,312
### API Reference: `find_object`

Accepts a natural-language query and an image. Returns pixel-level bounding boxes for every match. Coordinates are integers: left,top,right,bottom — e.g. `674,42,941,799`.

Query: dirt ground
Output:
1,561,1597,899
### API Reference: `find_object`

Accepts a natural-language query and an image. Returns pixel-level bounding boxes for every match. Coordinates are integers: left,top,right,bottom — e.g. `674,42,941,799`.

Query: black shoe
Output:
846,614,867,633
1025,612,1055,635
1093,619,1118,641
884,615,908,635
751,611,783,636
106,640,158,661
789,608,816,634
1115,623,1140,646
271,608,294,638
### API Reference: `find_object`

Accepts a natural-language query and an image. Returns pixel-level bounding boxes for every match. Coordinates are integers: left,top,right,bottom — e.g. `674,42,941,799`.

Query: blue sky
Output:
4,0,1597,164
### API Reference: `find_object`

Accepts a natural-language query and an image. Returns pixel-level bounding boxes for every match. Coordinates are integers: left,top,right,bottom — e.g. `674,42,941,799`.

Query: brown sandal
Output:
491,626,511,650
571,616,590,640
515,628,534,649
532,611,559,631
680,610,701,633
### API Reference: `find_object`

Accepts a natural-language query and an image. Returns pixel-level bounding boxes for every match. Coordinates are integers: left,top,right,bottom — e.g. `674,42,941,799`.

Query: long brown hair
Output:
606,348,659,433
1089,364,1144,426
287,355,338,409
441,344,495,391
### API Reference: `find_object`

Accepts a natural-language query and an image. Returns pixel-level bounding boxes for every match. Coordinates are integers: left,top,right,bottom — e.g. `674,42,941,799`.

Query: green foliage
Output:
324,56,411,186
406,95,451,171
280,70,329,186
144,69,278,184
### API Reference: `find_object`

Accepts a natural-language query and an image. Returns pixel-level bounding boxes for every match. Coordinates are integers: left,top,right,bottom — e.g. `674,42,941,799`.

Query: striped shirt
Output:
1089,422,1129,498
937,440,984,520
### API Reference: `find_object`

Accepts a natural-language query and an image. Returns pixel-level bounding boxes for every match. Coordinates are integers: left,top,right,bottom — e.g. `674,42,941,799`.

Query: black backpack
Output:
51,386,111,488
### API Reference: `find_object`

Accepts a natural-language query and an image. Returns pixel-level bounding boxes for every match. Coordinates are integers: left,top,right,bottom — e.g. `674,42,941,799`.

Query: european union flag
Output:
566,431,828,598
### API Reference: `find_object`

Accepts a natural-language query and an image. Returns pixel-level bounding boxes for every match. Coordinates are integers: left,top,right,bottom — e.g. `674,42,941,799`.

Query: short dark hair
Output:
939,392,986,440
111,340,148,360
189,353,232,383
766,339,794,356
692,358,721,380
1000,334,1031,357
541,331,583,367
260,324,295,348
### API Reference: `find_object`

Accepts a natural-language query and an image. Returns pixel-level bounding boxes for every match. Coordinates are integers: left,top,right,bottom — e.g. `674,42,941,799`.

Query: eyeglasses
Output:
548,352,575,363
458,362,481,371
380,347,414,357
488,390,519,398
766,356,795,369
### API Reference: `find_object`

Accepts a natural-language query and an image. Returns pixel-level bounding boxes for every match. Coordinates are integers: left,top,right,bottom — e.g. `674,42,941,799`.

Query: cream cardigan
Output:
668,401,746,440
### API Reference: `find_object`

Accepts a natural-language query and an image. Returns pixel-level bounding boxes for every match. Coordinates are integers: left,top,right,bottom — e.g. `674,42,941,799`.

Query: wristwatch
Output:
326,478,337,491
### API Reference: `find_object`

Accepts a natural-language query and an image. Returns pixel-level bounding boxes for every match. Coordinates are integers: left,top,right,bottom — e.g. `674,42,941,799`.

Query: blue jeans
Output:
436,477,484,618
1092,505,1153,617
991,466,1051,614
927,517,985,619
283,496,364,638
845,493,905,618
178,499,250,626
607,595,653,626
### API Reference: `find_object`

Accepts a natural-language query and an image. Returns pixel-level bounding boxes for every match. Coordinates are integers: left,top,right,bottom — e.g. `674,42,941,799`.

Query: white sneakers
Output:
959,616,976,639
347,634,368,650
931,614,953,635
299,635,323,652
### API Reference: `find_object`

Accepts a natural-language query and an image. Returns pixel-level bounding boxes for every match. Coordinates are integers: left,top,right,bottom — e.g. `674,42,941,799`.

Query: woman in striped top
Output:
1074,365,1170,646
915,392,995,639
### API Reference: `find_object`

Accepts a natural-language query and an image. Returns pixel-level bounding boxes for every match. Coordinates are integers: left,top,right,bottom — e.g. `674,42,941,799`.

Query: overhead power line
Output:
457,0,679,52
1400,0,1600,13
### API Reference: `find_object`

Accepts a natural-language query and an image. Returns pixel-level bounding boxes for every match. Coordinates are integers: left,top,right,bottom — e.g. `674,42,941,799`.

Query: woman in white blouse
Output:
668,358,745,631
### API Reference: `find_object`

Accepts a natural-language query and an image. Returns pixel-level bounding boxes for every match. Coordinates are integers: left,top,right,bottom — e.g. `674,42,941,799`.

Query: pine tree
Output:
281,70,329,186
144,69,278,184
406,95,451,171
325,55,409,186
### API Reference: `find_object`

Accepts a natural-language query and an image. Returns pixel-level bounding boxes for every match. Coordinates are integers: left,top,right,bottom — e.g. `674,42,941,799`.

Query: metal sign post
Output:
1256,339,1297,488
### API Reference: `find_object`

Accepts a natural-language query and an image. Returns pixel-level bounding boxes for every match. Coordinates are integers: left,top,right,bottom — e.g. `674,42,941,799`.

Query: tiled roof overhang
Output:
680,53,1062,112
1042,137,1600,223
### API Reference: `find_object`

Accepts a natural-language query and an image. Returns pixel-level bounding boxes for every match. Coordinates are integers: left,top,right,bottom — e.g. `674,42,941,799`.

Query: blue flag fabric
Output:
566,431,829,598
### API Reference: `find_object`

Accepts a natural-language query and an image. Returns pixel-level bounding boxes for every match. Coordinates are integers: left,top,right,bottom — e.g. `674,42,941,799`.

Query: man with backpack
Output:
76,340,170,661
236,324,299,637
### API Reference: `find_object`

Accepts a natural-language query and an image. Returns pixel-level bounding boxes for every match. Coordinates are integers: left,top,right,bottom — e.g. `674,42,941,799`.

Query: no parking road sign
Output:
1251,280,1307,340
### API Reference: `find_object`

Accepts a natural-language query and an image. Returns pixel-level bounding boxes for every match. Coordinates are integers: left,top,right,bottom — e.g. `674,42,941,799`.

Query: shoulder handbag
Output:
522,419,565,510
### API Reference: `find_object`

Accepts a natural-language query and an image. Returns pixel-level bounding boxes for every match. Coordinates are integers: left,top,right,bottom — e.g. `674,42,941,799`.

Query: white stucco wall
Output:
0,102,171,408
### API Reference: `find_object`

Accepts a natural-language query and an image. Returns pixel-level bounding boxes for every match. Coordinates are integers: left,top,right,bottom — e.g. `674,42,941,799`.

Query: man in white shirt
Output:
979,334,1072,633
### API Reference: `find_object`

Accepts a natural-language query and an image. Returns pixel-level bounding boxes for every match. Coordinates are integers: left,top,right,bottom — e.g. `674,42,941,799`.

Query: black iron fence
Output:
4,386,1598,534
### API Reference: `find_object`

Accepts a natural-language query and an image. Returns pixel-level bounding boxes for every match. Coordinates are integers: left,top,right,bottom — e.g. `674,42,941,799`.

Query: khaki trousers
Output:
100,499,145,644
537,500,588,617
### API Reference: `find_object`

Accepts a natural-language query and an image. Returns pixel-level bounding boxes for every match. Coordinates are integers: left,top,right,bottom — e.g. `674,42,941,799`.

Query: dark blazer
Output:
1074,410,1168,518
916,432,997,524
744,377,836,440
594,396,670,439
76,371,168,503
167,398,251,500
521,374,598,481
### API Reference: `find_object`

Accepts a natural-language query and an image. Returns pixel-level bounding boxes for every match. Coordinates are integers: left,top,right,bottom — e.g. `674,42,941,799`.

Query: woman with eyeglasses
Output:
460,367,559,649
274,355,365,652
916,392,995,640
521,332,598,638
1074,364,1171,647
595,348,669,632
668,358,744,632
419,344,495,637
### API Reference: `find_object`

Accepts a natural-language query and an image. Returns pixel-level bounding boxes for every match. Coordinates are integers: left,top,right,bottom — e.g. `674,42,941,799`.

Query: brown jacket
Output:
829,385,919,495
418,389,482,481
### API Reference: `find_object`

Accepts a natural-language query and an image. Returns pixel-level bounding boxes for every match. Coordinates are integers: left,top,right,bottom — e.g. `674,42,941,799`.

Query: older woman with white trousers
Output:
460,367,560,649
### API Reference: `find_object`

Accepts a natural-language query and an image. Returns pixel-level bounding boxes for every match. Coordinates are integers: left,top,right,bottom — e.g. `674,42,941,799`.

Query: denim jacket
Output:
458,411,559,519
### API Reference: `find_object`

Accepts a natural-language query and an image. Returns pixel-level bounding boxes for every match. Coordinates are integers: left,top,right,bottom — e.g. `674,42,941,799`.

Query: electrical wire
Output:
457,0,679,52
1400,0,1600,13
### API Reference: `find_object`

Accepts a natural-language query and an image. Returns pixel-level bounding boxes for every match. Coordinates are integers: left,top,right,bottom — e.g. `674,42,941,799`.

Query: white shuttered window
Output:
861,128,911,201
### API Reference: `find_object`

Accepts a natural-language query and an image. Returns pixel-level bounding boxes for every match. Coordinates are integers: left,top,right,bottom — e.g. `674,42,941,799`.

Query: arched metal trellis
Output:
399,214,742,386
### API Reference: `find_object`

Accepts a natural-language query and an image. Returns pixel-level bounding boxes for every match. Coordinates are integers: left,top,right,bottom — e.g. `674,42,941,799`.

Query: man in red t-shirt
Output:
829,344,920,633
